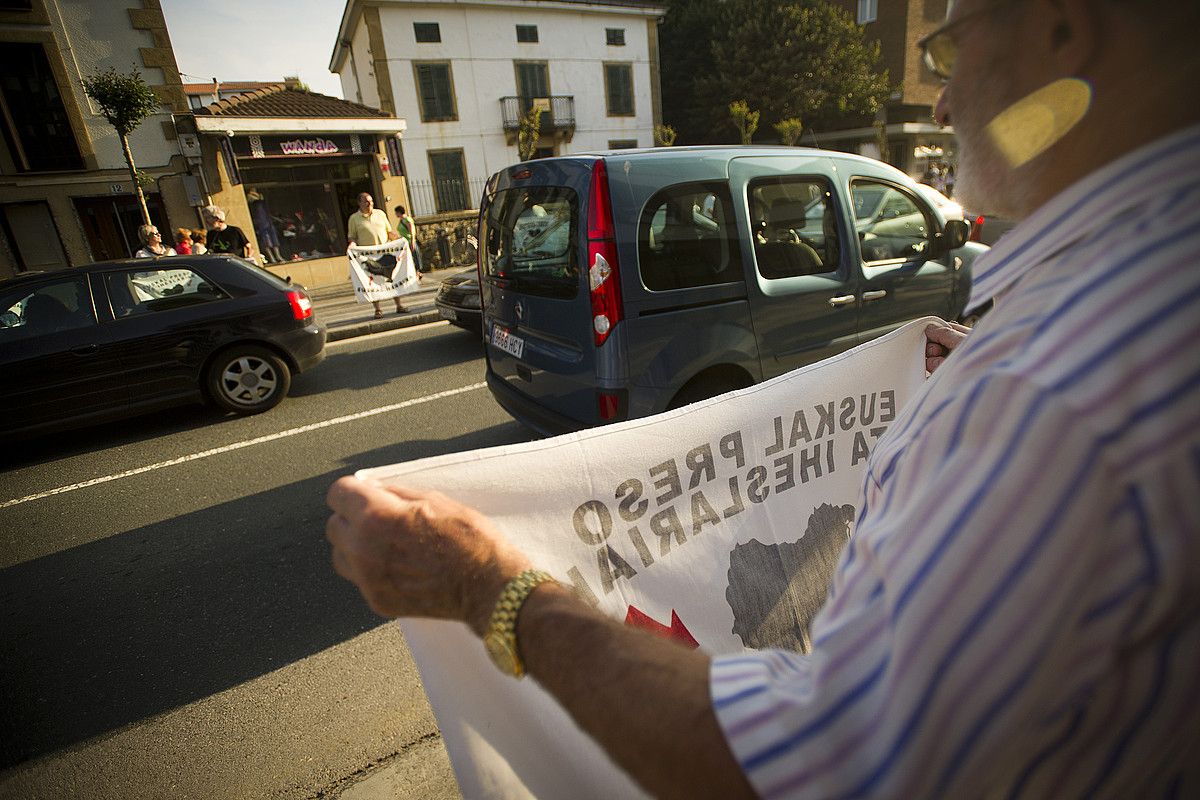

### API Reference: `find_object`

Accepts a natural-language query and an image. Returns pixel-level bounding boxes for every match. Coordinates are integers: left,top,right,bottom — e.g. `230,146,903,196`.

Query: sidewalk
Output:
308,266,464,342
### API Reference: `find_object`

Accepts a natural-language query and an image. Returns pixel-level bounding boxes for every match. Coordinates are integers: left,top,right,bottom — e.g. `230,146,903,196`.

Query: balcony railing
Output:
500,96,576,135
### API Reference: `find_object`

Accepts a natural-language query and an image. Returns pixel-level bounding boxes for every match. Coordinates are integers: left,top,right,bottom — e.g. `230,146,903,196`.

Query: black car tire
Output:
205,344,291,415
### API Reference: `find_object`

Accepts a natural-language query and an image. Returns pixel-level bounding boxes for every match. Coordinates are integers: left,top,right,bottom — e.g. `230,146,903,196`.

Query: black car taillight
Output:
587,159,622,347
286,288,313,321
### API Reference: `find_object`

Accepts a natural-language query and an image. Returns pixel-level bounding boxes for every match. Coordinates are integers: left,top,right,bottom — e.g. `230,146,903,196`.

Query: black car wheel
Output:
206,345,291,414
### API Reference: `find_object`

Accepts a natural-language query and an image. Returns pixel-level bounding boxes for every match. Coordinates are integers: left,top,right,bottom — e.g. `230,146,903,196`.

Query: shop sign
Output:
232,133,373,159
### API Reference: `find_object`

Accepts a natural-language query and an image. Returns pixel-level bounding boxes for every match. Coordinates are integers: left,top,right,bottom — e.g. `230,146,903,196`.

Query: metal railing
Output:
500,96,576,132
408,177,488,217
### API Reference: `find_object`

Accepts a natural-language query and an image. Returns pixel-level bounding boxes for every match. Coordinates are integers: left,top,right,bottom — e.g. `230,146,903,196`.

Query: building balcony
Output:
500,96,576,141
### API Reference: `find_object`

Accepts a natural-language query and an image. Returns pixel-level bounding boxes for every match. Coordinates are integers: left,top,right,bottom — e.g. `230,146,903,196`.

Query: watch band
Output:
483,569,557,678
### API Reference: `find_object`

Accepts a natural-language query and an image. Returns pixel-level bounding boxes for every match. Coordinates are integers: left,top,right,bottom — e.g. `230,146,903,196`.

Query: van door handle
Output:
71,344,99,355
828,295,856,307
862,290,888,302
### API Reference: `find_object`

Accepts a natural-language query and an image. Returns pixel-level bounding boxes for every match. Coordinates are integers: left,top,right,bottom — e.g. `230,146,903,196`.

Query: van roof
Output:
528,145,899,171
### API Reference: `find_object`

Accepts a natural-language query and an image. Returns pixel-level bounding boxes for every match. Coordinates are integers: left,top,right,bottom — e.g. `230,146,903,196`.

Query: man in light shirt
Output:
347,192,406,317
326,1,1200,796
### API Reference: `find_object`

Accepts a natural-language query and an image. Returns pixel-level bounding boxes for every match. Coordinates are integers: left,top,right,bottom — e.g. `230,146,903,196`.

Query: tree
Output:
517,105,543,161
663,0,891,144
653,124,678,147
82,67,160,226
774,117,805,146
729,100,759,145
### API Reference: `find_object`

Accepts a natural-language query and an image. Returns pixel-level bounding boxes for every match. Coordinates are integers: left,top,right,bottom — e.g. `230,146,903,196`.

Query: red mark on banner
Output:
624,606,699,649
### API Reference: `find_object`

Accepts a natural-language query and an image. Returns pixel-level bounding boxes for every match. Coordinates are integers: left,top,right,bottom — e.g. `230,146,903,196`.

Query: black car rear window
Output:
481,186,578,299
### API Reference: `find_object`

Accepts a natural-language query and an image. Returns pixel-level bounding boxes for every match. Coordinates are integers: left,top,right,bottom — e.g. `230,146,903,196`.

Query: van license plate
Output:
491,324,525,358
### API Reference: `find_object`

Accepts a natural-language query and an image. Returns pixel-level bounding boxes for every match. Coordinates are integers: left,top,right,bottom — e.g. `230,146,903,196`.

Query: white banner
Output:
348,239,420,304
358,318,935,799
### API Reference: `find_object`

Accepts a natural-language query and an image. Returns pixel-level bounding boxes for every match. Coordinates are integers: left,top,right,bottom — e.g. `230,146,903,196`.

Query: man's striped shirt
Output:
711,123,1200,798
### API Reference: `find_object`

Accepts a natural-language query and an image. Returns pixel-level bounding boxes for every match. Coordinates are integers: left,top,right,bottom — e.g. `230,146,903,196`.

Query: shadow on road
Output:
0,421,530,770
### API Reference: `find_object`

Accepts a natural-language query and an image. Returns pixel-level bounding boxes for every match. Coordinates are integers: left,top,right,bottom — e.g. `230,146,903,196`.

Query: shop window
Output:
857,0,877,24
0,43,84,172
0,202,69,272
638,183,742,291
748,177,841,279
428,150,470,213
516,25,538,43
604,64,634,117
605,28,625,46
238,158,373,262
414,62,458,122
414,22,441,42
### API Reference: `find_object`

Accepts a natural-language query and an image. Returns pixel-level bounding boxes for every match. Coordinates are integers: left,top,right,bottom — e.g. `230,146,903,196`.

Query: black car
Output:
0,255,326,440
434,268,482,335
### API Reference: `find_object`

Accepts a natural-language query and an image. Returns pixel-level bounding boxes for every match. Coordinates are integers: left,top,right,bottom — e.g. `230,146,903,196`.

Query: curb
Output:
326,309,444,342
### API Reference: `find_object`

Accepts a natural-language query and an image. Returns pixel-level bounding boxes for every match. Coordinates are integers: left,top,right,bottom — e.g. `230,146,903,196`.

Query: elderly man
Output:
202,205,252,260
347,191,407,318
327,1,1200,796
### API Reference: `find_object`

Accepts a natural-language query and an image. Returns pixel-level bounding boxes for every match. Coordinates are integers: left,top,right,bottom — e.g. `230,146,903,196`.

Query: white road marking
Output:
0,382,487,510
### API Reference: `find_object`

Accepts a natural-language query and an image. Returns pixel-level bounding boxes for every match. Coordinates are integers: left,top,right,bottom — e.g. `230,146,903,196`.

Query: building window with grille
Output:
0,43,84,172
857,0,877,24
428,149,470,214
605,28,625,46
413,22,441,42
414,62,457,122
604,64,634,117
516,24,538,43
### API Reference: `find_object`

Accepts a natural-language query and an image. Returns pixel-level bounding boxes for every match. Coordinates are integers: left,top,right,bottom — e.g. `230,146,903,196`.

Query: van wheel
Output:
667,376,745,411
206,345,291,414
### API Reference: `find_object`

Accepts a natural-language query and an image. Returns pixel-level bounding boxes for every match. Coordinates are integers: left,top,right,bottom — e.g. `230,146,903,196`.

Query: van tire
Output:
667,375,748,411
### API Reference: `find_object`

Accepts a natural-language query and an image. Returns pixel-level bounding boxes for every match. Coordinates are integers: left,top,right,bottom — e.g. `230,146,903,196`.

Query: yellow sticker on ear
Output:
986,78,1092,167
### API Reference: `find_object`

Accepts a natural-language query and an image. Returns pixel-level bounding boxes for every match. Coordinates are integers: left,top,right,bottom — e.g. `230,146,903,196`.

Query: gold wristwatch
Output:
483,569,557,678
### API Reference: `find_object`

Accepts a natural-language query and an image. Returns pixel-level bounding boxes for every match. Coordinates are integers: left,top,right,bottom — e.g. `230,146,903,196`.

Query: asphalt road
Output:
0,321,533,799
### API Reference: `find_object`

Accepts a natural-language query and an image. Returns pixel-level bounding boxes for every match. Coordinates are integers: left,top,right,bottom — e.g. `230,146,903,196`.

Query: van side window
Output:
747,177,841,279
638,182,742,291
851,180,934,263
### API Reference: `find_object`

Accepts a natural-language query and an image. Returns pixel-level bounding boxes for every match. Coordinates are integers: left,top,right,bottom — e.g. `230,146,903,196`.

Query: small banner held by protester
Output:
347,239,420,303
357,318,937,799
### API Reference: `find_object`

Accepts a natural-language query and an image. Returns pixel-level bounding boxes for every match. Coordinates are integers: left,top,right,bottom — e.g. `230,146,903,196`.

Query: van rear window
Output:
481,186,578,299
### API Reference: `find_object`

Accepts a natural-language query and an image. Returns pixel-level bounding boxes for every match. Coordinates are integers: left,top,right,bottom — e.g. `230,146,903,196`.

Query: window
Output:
481,186,578,299
0,43,84,172
516,24,538,43
428,149,470,213
857,0,877,24
414,62,457,121
0,276,93,342
0,202,69,271
605,28,625,46
604,63,634,117
515,62,550,102
851,180,934,263
608,140,638,149
413,22,441,42
105,268,226,317
638,183,742,291
748,177,841,279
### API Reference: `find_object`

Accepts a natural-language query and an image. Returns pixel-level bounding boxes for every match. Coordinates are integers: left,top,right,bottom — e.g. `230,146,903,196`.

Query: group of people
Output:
346,191,423,319
921,160,957,197
133,205,254,261
326,0,1200,797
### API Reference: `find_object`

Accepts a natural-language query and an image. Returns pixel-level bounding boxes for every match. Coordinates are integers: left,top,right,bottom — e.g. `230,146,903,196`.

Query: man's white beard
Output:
954,127,1025,219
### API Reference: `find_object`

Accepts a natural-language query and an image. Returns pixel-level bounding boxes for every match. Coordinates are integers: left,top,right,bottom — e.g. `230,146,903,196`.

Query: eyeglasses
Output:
149,230,161,237
917,1,1009,80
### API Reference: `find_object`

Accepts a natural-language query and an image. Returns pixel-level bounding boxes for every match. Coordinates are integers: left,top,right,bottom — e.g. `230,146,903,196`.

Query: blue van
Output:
479,147,982,436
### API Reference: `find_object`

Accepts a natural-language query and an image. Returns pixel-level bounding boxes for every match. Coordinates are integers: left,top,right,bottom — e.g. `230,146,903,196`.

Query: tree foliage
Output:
774,117,805,146
81,67,159,137
653,123,677,147
517,106,543,161
728,100,759,145
661,0,891,144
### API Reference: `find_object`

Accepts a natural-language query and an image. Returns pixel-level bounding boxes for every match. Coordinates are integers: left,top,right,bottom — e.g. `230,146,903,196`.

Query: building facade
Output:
0,0,197,278
330,0,667,217
824,0,956,178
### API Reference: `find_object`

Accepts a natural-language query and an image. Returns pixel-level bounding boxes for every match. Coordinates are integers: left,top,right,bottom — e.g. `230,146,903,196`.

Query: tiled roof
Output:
194,86,392,119
182,81,278,95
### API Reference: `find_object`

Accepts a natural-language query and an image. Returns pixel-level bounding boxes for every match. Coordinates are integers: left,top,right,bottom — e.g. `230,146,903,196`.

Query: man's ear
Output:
1035,0,1101,76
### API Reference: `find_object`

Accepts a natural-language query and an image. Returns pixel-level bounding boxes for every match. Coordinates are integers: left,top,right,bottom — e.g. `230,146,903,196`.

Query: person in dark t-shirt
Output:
202,205,253,259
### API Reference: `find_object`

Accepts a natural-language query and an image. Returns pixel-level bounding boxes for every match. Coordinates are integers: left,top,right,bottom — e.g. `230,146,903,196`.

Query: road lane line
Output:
0,382,487,510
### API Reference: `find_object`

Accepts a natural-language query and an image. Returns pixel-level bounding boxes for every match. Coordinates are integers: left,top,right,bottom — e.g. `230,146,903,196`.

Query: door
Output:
515,62,550,113
0,273,125,434
730,157,861,377
850,179,954,340
74,195,171,261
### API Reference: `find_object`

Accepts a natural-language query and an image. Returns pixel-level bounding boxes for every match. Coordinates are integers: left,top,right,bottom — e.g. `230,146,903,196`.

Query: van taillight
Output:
286,289,313,321
587,159,622,347
598,391,620,421
969,214,985,242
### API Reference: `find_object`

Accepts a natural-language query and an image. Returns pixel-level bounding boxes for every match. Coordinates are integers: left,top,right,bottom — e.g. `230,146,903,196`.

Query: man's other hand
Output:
325,477,532,635
925,320,971,373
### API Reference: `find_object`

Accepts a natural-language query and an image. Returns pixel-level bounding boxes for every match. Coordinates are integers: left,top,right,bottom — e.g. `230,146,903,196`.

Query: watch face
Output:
484,631,518,675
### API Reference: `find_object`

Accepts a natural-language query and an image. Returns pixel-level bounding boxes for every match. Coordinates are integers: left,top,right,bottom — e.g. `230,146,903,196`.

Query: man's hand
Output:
325,477,532,634
925,320,971,373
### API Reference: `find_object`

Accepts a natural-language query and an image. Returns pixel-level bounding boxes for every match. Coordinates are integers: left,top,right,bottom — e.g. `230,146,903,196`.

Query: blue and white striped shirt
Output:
712,124,1200,799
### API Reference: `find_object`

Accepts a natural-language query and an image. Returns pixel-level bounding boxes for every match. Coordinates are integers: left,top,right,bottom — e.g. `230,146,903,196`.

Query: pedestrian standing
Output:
134,224,175,258
173,227,192,255
393,204,423,273
347,192,406,318
202,205,253,260
190,229,208,254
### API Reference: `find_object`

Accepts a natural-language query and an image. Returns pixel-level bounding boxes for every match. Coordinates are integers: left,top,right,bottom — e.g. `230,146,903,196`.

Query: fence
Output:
408,178,488,218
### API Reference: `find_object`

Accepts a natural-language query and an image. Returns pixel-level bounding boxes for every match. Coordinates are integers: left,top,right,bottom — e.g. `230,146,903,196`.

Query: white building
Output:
330,0,667,217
